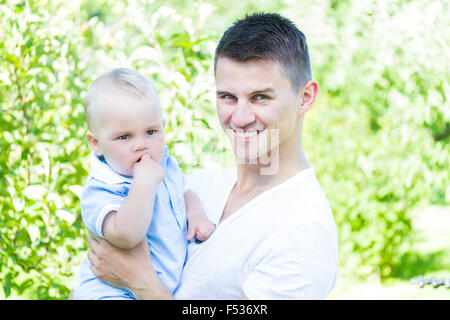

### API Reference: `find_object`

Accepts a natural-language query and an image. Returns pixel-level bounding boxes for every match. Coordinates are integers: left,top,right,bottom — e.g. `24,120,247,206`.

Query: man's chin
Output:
233,150,267,165
233,150,280,175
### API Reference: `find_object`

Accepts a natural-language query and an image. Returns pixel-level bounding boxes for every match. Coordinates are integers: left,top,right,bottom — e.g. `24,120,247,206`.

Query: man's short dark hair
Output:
214,12,312,92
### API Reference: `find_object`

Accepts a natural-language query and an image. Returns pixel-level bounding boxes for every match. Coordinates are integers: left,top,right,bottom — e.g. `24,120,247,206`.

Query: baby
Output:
72,68,215,299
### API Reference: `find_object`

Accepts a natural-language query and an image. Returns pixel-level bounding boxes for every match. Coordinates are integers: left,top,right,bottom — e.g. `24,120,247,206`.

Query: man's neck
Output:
234,143,310,195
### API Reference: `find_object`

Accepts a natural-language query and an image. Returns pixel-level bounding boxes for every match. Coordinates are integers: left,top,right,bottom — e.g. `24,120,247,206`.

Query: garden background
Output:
0,0,449,299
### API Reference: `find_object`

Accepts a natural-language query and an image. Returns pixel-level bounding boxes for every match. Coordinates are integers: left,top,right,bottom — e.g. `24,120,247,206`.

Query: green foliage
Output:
0,0,91,299
0,0,448,298
299,0,450,278
0,0,230,299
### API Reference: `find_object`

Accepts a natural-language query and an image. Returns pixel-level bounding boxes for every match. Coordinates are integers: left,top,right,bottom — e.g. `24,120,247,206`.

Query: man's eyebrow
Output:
216,90,233,96
216,88,276,96
250,88,276,95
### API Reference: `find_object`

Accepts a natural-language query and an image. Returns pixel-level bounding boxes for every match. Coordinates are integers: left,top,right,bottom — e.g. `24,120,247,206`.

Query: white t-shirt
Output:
174,167,338,299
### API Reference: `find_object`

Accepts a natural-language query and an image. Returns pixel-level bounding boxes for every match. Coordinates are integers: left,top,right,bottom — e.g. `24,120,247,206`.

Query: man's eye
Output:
221,94,235,100
118,135,128,140
147,130,155,135
255,94,268,100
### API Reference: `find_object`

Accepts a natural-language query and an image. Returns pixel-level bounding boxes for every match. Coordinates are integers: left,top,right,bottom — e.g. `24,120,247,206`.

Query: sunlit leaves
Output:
0,0,89,299
1,0,448,299
302,0,449,279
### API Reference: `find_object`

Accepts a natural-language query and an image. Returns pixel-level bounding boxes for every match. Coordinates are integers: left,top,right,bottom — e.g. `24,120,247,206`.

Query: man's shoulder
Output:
269,168,337,239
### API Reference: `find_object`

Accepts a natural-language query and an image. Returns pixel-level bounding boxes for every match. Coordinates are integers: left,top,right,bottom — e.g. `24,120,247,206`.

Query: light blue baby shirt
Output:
73,146,188,299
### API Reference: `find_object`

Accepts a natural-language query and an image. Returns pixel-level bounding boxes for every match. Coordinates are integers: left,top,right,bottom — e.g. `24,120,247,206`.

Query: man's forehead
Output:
216,56,283,69
216,57,285,79
218,57,303,97
215,58,288,92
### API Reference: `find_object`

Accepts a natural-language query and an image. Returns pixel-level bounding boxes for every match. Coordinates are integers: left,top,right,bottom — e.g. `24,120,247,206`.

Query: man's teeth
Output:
234,130,263,138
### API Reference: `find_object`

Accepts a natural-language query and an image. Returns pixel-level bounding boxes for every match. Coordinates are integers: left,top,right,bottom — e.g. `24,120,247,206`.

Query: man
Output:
86,12,338,299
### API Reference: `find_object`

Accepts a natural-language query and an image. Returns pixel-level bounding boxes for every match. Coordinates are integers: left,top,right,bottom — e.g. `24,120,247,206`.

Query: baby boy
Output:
72,68,215,299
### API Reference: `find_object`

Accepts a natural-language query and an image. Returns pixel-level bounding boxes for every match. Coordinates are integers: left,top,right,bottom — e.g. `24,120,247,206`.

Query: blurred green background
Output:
0,0,449,299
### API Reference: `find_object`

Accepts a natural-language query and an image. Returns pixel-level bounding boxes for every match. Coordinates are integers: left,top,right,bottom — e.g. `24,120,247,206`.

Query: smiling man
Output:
86,12,338,300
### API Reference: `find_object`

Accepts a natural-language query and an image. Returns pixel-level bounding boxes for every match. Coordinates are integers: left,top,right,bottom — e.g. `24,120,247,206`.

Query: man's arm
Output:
88,233,173,299
87,233,254,300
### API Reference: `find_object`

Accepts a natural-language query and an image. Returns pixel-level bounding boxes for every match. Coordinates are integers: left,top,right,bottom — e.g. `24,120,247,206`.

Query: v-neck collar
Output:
215,167,315,229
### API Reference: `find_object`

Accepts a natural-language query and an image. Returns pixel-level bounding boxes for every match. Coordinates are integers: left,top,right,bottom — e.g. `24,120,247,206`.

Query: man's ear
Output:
86,131,103,156
162,118,166,128
298,80,319,116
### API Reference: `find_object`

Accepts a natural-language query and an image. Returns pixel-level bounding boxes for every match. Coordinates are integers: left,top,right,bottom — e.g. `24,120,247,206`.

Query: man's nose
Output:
232,100,256,128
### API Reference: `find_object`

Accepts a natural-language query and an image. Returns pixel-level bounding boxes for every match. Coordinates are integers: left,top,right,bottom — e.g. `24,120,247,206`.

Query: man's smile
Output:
232,129,265,142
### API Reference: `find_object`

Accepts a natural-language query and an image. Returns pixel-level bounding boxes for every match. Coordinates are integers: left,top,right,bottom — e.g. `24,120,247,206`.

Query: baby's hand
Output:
186,215,216,242
133,154,165,185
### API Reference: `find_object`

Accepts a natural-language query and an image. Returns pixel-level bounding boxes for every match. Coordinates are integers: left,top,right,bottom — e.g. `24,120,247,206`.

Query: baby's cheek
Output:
105,151,134,176
113,159,133,176
153,139,166,162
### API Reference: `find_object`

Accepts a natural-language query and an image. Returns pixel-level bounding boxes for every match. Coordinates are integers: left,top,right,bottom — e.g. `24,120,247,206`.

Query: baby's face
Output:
89,89,165,177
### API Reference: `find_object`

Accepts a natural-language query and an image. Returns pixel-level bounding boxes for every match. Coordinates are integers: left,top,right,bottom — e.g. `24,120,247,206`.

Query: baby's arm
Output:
184,190,216,241
102,154,165,249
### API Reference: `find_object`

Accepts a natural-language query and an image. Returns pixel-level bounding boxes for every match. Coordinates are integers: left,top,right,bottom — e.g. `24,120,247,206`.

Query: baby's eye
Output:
147,130,155,135
118,135,129,140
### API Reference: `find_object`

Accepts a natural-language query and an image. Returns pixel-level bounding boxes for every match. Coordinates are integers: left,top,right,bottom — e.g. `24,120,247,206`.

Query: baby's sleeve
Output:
80,179,127,238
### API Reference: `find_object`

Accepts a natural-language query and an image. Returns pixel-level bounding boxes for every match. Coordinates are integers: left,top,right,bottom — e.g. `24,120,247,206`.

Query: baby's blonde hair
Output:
85,68,160,131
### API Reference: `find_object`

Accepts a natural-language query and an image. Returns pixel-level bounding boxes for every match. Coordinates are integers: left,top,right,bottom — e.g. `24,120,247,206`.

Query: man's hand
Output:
88,232,151,292
133,153,165,186
186,215,216,242
87,232,173,299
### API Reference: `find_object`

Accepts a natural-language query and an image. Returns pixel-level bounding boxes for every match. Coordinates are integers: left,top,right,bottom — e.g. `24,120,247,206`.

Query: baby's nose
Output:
134,138,149,151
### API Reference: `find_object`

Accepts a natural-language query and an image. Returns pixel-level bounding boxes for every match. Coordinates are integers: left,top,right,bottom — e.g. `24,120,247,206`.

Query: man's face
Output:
215,57,303,164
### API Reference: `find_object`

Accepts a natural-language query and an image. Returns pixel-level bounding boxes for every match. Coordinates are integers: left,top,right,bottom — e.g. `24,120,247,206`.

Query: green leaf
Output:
3,273,12,298
18,279,34,294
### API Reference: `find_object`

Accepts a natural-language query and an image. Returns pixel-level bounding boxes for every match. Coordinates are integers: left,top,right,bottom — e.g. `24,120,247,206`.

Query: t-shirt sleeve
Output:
80,179,126,238
241,221,338,300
